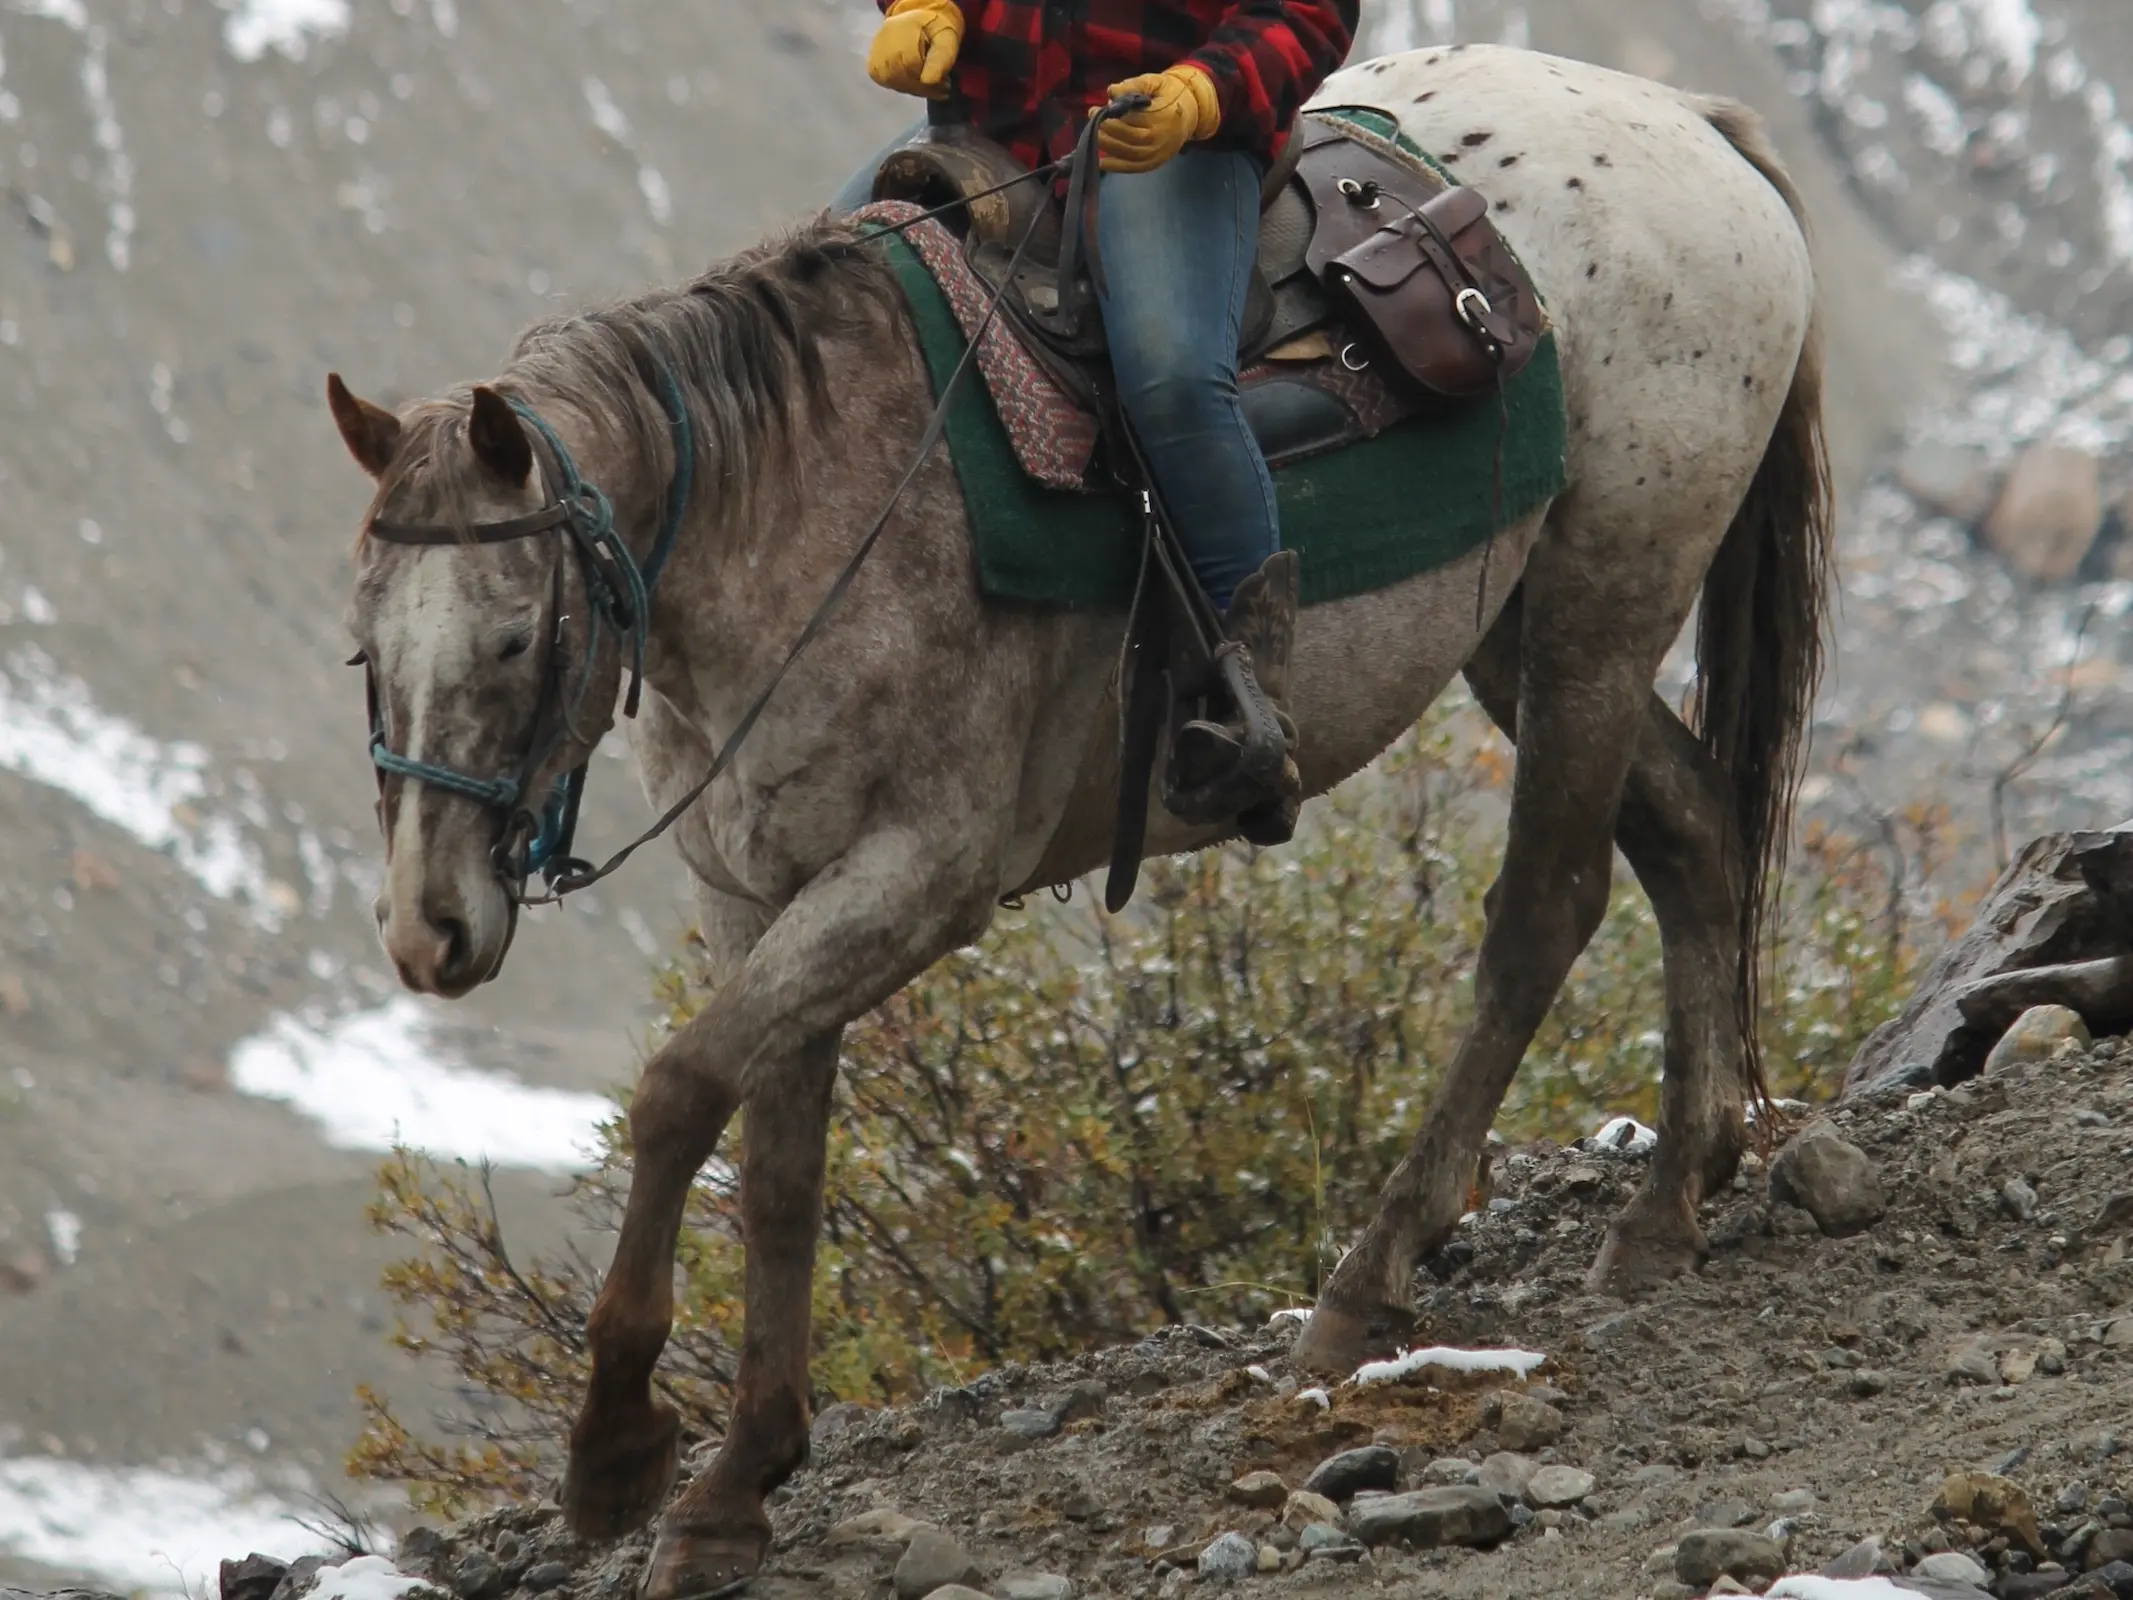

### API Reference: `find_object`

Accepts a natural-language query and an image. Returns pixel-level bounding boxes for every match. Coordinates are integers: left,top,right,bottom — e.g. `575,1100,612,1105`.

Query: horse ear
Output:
467,385,533,485
327,373,401,478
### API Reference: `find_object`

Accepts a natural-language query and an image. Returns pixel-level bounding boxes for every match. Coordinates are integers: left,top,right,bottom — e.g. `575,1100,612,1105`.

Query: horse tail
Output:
1689,98,1835,1112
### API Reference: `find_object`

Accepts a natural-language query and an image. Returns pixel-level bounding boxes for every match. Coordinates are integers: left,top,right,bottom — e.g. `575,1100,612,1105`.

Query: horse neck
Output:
651,309,926,677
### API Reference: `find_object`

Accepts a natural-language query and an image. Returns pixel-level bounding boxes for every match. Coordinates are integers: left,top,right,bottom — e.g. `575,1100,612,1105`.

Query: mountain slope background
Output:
0,0,2123,1588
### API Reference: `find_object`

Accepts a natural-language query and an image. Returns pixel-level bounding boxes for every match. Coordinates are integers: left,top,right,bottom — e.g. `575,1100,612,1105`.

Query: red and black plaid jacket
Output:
879,0,1360,170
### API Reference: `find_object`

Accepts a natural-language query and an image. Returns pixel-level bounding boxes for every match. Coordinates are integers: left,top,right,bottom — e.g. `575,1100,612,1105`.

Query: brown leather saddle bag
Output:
1322,183,1545,399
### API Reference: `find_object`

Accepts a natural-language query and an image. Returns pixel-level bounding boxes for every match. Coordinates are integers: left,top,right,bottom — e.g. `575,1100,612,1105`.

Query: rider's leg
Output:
1093,147,1275,611
1095,147,1300,836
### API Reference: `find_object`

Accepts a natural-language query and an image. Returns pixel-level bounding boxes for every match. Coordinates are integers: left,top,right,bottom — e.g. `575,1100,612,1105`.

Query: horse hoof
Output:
1290,1303,1371,1375
561,1402,681,1541
1587,1204,1707,1298
639,1525,769,1600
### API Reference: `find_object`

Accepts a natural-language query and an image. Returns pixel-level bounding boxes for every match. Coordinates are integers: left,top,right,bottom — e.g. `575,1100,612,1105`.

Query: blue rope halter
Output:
362,361,694,884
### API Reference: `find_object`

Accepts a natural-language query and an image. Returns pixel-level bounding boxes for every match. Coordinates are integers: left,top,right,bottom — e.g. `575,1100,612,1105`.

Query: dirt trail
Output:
341,1040,2133,1600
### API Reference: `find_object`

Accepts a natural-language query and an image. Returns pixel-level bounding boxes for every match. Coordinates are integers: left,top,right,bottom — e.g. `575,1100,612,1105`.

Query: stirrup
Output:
1163,644,1292,826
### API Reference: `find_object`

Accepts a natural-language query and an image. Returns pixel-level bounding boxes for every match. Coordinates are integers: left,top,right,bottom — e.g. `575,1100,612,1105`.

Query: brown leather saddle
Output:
868,109,1547,479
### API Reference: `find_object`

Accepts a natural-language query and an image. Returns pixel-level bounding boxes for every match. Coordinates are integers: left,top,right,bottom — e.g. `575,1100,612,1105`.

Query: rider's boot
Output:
1164,550,1303,843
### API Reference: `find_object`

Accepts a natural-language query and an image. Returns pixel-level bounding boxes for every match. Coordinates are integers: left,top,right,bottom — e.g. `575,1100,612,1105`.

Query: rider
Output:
857,0,1358,838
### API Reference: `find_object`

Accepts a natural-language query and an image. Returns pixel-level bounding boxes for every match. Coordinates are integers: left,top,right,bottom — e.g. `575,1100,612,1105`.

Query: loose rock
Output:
448,1551,504,1600
1281,1491,1345,1533
1933,1471,2045,1557
1769,1120,1886,1236
221,1555,290,1600
2092,1530,2133,1570
1302,1444,1400,1500
1986,1005,2093,1076
1000,1408,1060,1439
1197,1531,1258,1581
1913,1549,1992,1586
2002,1176,2041,1220
1421,1456,1477,1485
1981,441,2103,581
1496,1392,1566,1451
1227,1469,1288,1509
1477,1452,1538,1501
828,1507,922,1551
894,1527,984,1600
1674,1528,1787,1587
999,1577,1073,1600
1896,440,1996,521
1947,1339,2001,1385
1348,1485,1511,1548
1525,1465,1596,1508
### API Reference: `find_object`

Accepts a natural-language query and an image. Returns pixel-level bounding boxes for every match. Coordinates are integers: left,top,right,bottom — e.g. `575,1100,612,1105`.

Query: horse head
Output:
330,373,627,997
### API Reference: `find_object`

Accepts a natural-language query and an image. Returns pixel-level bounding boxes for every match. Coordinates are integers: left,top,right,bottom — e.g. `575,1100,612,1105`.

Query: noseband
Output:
358,366,693,893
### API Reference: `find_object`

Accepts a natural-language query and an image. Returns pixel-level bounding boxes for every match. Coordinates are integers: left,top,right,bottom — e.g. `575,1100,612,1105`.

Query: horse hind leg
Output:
1589,694,1758,1294
1453,595,1755,1295
1294,529,1691,1373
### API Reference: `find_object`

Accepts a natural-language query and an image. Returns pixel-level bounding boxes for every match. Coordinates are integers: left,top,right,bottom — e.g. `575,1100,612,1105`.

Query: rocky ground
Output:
4,0,2132,1589
169,1024,2133,1600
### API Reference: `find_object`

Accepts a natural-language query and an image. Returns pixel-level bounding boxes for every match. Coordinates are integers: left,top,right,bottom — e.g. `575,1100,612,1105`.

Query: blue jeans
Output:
833,136,1279,611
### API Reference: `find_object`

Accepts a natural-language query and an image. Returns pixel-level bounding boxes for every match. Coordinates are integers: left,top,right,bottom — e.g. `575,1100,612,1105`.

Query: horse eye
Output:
499,634,531,661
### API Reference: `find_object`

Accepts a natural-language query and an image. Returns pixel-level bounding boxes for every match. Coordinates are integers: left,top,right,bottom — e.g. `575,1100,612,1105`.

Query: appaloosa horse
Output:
328,46,1828,1598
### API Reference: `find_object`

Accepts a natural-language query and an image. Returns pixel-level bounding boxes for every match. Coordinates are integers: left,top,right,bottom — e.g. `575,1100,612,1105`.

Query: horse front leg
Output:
563,891,766,1541
637,1030,840,1599
564,827,1000,1593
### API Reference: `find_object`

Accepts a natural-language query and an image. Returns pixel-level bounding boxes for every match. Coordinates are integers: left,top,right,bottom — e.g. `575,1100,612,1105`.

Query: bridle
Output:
357,367,692,894
352,102,1138,907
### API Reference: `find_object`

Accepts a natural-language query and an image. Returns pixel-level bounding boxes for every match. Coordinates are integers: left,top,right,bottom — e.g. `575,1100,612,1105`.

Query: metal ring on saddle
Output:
1454,286,1494,334
1339,342,1370,372
1335,175,1382,211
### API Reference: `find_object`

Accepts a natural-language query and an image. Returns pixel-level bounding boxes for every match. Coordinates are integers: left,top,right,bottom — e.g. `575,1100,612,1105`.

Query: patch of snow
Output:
0,1456,314,1593
1951,0,2040,87
1350,1346,1548,1387
581,75,672,229
43,1208,80,1265
1903,72,1966,156
1267,1307,1312,1331
582,75,633,143
16,0,89,31
311,1555,430,1600
223,0,352,63
229,997,612,1170
1594,1115,1658,1153
1295,1386,1330,1409
0,647,281,925
1901,257,2133,456
1766,1577,1921,1600
2083,79,2133,270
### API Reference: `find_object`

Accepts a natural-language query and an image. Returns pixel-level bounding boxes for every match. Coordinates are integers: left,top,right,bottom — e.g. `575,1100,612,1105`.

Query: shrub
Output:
351,703,1964,1511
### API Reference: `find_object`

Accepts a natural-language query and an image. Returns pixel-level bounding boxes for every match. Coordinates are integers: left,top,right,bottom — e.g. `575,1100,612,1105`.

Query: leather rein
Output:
355,109,1127,907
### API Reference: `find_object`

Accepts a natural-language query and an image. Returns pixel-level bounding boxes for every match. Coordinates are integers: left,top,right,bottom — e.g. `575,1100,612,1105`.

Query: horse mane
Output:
365,219,903,540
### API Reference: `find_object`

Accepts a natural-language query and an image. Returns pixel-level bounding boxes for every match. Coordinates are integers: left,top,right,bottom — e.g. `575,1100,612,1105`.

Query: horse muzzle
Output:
376,875,518,998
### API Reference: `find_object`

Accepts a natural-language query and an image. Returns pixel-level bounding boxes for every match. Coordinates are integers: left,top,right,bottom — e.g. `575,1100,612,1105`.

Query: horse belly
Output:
1013,509,1542,890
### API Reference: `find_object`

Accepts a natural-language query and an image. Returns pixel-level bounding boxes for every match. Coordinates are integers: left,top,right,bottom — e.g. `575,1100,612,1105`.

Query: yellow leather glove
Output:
867,0,964,100
1094,64,1223,173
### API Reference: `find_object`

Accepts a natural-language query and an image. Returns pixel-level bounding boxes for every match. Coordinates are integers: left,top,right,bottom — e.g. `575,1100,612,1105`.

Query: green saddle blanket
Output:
875,169,1567,612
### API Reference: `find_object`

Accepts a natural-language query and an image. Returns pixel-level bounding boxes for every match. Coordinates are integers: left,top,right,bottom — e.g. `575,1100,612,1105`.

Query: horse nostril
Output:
435,914,471,977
